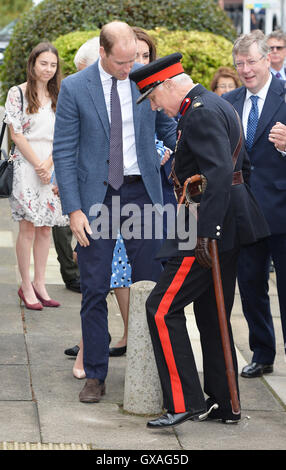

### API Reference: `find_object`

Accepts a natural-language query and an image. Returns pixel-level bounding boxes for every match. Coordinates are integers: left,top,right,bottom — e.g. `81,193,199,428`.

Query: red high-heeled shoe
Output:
18,287,43,311
32,285,61,308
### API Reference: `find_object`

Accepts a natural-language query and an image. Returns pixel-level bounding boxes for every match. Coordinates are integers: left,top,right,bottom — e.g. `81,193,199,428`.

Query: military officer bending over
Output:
130,53,270,429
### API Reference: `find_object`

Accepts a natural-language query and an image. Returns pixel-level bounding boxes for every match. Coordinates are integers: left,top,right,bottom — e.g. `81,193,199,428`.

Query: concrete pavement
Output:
0,198,285,451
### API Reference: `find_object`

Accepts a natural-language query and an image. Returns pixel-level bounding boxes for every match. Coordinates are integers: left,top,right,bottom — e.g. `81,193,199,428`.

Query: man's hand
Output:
268,122,286,152
70,209,92,247
161,149,171,166
195,237,212,268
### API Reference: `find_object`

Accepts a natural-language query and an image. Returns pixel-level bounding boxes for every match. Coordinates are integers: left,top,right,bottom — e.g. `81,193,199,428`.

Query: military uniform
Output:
146,84,270,417
130,55,269,422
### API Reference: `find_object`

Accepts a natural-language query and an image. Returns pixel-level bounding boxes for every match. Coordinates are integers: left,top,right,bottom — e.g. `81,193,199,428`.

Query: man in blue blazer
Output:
53,21,177,402
224,30,286,378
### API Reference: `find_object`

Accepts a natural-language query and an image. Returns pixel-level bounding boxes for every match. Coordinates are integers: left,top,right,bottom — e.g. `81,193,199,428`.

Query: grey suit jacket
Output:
52,61,177,219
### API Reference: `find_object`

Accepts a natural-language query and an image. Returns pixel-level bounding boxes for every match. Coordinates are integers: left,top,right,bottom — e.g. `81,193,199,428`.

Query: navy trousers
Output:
76,180,163,381
237,233,286,363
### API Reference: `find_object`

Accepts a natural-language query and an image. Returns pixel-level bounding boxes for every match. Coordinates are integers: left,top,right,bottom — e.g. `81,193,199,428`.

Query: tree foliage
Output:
0,0,236,101
54,28,234,89
54,30,101,77
0,0,33,28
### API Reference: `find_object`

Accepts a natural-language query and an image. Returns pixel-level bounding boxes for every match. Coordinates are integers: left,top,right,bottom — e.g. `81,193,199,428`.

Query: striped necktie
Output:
108,77,124,190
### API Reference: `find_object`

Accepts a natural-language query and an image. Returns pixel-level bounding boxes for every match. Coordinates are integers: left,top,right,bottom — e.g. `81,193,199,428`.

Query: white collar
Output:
98,59,113,82
98,59,130,85
245,73,272,102
270,66,285,76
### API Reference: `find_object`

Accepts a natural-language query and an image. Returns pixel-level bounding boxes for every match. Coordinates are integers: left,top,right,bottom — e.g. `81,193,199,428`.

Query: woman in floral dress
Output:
4,42,68,310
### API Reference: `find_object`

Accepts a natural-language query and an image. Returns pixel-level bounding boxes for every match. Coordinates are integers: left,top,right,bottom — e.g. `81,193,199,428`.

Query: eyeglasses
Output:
216,84,236,90
234,55,264,70
269,46,286,51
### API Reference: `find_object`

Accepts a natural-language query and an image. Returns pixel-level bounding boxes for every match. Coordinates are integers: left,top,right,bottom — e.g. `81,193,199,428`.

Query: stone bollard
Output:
123,280,163,415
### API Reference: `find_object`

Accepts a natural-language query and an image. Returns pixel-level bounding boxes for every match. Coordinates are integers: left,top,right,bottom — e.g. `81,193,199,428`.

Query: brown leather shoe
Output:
79,378,106,403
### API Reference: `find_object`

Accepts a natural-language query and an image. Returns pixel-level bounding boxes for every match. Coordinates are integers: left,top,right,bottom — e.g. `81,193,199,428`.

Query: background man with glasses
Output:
267,29,286,80
224,30,286,378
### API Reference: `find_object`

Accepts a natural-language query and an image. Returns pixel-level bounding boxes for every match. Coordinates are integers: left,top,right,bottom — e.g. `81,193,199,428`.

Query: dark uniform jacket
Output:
159,84,270,258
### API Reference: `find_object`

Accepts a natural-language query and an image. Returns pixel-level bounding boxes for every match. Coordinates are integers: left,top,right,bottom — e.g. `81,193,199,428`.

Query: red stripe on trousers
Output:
154,256,196,413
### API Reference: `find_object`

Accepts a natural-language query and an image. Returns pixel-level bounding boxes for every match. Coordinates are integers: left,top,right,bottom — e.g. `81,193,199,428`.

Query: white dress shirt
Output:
242,73,272,138
242,73,285,156
98,60,140,175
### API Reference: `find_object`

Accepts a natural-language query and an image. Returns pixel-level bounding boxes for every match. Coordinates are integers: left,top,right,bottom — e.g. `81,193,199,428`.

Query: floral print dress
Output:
4,86,68,227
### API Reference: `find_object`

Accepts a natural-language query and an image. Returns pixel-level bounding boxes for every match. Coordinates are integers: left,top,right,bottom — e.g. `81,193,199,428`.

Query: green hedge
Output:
150,29,234,88
54,28,234,89
54,30,101,76
0,0,236,101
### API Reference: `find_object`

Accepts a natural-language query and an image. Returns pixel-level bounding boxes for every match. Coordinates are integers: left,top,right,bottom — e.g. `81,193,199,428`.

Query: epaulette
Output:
191,96,204,109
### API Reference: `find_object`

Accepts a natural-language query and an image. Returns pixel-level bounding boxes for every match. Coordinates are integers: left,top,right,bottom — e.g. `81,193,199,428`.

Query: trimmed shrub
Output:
0,0,236,101
54,30,101,76
150,29,234,88
54,28,234,89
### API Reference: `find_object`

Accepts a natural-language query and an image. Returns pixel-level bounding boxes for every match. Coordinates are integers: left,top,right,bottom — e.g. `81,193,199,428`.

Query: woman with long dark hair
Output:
4,42,68,310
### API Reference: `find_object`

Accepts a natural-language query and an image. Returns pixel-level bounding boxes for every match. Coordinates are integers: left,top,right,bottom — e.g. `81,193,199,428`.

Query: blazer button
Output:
107,159,109,164
103,181,108,185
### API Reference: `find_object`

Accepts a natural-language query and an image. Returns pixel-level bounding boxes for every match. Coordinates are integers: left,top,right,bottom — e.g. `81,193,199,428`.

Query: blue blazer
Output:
52,61,177,219
224,76,286,235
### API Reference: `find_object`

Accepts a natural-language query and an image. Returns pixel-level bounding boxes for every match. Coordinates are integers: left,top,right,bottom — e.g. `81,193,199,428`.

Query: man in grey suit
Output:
53,21,177,402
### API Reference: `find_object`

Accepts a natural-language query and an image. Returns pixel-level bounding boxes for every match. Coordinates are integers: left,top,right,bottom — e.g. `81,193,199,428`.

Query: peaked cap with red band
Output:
129,52,184,104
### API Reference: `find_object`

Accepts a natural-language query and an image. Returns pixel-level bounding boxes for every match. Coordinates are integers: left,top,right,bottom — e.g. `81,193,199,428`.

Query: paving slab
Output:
175,410,286,450
0,402,40,443
237,376,283,412
0,334,27,365
30,366,85,403
30,358,126,403
26,334,80,367
0,365,31,400
0,266,18,285
0,283,20,305
0,231,14,248
264,376,286,406
37,402,181,450
0,248,16,266
24,306,81,336
0,307,24,334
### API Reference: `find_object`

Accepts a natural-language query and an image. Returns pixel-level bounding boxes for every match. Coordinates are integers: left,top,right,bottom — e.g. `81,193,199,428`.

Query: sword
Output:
209,239,241,415
177,174,241,415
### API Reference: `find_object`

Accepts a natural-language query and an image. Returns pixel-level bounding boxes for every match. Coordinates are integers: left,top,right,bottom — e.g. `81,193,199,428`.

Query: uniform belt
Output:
124,175,142,184
187,170,244,198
